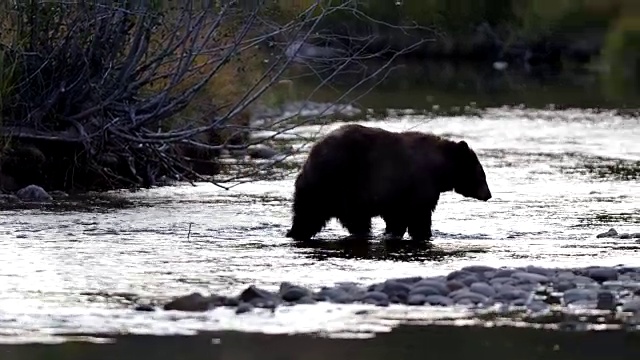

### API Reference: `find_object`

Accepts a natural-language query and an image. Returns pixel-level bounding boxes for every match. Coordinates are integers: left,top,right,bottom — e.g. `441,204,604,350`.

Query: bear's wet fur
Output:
285,124,492,242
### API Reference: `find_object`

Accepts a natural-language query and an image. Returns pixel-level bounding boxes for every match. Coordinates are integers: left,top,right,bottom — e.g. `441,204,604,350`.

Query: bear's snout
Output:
478,186,492,201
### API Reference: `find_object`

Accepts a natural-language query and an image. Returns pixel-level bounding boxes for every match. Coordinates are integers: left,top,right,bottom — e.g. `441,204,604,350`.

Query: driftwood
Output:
0,0,432,192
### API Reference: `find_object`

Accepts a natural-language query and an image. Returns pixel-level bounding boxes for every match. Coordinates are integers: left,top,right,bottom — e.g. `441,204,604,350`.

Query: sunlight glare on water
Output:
1,108,639,342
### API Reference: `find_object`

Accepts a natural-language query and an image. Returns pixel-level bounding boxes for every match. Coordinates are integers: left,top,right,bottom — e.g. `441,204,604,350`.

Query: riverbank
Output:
275,0,639,73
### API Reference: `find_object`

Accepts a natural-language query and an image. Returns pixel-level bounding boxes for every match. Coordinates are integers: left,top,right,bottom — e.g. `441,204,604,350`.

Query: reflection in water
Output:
291,237,487,262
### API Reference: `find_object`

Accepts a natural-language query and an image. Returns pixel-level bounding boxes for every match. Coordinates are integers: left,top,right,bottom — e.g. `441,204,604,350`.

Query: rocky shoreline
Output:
132,263,640,328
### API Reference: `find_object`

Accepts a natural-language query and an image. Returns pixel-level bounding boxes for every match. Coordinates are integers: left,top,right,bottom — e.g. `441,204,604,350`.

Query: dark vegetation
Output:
1,0,639,194
0,0,428,193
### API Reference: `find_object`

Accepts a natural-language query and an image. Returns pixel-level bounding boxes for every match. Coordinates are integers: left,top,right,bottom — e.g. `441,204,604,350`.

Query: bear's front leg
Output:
287,211,330,242
407,211,433,242
382,212,407,240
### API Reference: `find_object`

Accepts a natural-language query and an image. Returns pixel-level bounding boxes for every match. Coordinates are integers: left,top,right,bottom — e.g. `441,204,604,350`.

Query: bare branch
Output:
0,0,434,191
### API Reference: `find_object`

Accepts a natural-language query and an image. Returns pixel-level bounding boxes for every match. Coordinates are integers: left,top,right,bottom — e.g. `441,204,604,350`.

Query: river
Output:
1,101,640,344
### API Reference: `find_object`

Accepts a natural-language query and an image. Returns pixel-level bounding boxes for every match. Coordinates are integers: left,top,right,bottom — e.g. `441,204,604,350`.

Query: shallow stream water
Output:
1,107,639,343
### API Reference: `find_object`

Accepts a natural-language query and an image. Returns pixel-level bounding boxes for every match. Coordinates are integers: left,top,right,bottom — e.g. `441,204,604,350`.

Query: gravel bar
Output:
139,264,640,328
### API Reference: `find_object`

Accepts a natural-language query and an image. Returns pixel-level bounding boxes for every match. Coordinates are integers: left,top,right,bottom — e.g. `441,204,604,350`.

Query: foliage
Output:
0,0,430,191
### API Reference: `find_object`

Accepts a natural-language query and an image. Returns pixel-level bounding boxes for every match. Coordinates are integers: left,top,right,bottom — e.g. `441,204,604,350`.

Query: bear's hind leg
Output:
407,210,433,243
337,214,372,240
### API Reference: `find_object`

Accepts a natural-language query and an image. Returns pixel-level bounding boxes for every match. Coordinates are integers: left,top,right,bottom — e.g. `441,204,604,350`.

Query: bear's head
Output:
451,140,492,201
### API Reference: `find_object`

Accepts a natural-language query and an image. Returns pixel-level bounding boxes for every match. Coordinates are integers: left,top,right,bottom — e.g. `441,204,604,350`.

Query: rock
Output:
619,233,631,239
596,228,618,238
494,288,529,302
248,144,280,159
296,296,317,305
223,296,240,307
461,265,497,273
390,276,423,284
632,233,640,239
15,184,52,203
511,271,550,284
563,288,597,305
621,299,640,312
446,270,473,281
361,291,389,304
279,282,311,302
49,190,69,199
555,281,577,292
587,267,619,282
0,194,20,204
235,302,254,314
470,282,496,298
528,301,550,312
524,266,554,276
493,269,517,278
134,304,155,312
409,286,443,297
315,288,354,304
451,290,489,305
412,279,450,295
596,291,617,310
459,274,481,286
407,294,427,305
360,289,390,306
164,293,211,312
380,280,412,299
424,295,454,306
446,280,467,292
239,285,280,307
489,277,516,287
602,281,631,291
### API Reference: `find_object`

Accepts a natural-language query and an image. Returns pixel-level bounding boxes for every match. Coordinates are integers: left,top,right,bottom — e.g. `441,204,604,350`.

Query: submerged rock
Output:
163,292,212,312
596,228,618,238
15,184,52,203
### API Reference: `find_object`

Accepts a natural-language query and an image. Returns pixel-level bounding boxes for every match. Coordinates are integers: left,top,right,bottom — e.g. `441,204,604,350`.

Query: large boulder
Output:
15,184,53,203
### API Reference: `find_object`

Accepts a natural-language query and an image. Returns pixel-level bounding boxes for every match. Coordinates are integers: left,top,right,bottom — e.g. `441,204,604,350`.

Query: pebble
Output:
155,264,640,323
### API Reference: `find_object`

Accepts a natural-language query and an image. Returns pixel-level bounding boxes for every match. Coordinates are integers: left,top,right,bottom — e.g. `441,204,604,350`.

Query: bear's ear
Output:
457,140,470,154
455,140,472,160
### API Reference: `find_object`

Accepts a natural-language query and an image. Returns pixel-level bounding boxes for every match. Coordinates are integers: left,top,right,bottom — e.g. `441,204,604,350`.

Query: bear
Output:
285,123,492,243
